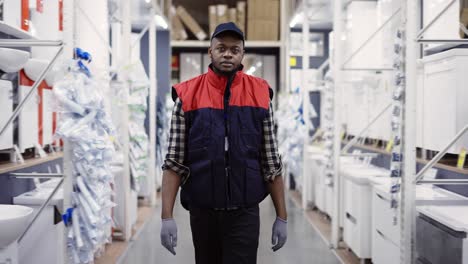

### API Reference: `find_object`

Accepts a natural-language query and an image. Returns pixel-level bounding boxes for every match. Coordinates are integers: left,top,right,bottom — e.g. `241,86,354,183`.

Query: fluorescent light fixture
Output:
155,14,168,29
145,0,151,3
289,12,303,28
246,66,256,75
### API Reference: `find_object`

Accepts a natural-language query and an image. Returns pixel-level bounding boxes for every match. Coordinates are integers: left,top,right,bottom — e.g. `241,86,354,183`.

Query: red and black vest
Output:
173,66,271,210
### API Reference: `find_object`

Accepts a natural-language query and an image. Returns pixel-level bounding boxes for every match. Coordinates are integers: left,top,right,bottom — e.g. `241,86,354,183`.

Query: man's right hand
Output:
161,218,178,255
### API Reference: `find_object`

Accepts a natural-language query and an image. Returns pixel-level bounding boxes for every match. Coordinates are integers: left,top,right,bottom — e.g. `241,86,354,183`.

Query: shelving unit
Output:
171,40,282,48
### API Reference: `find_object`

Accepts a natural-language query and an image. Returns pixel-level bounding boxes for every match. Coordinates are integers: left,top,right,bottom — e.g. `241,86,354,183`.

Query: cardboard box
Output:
170,6,188,40
247,0,279,40
217,4,229,24
460,0,468,38
228,8,237,23
237,1,246,33
176,5,207,40
209,5,217,36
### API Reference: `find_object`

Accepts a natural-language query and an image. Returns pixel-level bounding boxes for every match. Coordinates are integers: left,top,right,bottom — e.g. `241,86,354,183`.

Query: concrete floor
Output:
118,194,342,264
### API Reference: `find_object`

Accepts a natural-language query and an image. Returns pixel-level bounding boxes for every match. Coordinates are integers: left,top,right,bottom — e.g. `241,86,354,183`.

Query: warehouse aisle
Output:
118,194,342,264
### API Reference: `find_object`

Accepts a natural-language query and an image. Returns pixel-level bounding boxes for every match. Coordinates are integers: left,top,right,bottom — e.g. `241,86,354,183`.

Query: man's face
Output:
209,33,244,74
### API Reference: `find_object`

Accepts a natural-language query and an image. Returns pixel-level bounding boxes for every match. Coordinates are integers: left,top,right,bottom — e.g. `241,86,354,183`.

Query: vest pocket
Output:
244,159,266,205
188,159,214,207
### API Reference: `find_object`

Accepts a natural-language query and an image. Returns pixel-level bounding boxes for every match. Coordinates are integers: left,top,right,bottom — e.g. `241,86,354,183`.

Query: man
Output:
160,22,287,264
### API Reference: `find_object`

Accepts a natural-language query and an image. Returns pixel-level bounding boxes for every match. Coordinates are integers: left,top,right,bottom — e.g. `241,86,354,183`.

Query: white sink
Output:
0,204,34,248
0,48,30,73
24,59,52,84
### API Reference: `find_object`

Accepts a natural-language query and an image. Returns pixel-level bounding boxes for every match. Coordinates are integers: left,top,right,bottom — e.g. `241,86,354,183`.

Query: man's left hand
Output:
271,217,287,252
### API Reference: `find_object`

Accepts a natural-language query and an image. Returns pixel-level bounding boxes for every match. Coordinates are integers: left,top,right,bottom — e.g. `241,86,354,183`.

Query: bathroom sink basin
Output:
0,204,34,248
24,58,55,85
0,48,30,73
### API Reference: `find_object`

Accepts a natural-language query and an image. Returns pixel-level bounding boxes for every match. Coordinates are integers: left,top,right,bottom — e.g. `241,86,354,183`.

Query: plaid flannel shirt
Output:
162,97,283,185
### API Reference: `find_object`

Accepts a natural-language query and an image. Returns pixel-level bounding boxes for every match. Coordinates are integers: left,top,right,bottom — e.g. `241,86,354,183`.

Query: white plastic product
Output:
302,146,325,208
0,205,34,248
13,187,64,264
421,49,468,154
0,48,30,73
18,85,39,152
342,166,389,259
344,1,383,69
371,180,468,264
313,155,327,214
422,0,460,52
0,80,14,150
42,89,54,145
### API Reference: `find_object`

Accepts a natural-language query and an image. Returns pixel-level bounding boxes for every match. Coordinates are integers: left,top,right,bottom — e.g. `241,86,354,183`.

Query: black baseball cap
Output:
211,22,245,42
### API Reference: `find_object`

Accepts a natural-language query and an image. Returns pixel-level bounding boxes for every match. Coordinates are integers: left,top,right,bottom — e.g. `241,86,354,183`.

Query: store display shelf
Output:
0,152,63,175
0,21,36,39
171,40,282,48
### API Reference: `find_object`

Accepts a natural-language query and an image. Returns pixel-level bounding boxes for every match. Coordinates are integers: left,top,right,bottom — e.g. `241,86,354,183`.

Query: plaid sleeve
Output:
261,101,283,182
162,98,190,185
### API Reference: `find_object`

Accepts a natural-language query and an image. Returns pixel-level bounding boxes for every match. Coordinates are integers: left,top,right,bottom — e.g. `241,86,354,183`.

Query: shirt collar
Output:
207,64,244,89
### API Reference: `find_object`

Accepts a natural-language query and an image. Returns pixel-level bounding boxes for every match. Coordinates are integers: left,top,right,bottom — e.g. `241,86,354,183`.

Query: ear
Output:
208,47,213,60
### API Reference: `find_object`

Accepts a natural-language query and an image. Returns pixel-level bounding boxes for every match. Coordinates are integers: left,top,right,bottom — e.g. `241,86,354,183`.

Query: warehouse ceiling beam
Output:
0,44,64,139
341,7,401,70
414,124,468,184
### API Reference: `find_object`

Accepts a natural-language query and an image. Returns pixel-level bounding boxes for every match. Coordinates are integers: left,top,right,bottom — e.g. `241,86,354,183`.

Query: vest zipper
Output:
224,74,234,207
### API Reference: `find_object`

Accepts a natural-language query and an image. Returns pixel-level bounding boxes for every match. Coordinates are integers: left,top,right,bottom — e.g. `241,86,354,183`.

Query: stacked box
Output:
228,8,237,23
460,0,468,38
176,5,207,40
237,1,246,33
170,6,188,40
209,5,217,36
247,0,279,40
217,4,229,24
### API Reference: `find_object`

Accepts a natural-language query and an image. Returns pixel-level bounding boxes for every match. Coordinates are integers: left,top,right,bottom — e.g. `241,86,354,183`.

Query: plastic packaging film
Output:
389,28,406,225
277,88,307,185
53,54,116,263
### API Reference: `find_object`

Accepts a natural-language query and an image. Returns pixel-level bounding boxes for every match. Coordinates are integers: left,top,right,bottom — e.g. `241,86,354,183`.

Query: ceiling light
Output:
155,14,168,29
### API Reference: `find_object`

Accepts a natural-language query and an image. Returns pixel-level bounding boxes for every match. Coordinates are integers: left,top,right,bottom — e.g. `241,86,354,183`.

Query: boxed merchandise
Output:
176,5,208,40
209,5,217,36
460,0,468,38
228,8,237,23
217,4,229,24
247,0,279,40
170,7,188,40
237,1,246,33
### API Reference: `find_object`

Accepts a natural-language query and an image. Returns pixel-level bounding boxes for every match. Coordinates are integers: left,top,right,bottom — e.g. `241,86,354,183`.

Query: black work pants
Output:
189,205,260,264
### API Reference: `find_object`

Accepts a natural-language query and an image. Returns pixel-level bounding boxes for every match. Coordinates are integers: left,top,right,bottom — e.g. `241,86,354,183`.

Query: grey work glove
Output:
271,217,287,252
161,218,178,255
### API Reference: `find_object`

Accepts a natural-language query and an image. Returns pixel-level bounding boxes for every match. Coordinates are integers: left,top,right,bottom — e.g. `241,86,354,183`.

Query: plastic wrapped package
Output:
277,89,307,185
53,55,116,264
